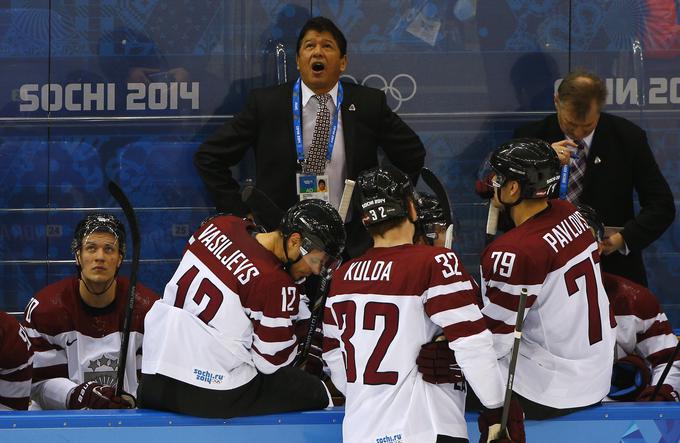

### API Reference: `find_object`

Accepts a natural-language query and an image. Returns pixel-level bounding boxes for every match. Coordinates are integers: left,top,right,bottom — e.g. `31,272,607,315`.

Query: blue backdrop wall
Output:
1,0,679,323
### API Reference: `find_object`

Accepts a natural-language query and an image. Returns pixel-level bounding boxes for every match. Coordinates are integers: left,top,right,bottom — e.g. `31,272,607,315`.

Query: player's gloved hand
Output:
475,174,495,200
609,354,651,401
301,327,325,378
416,339,464,384
637,384,680,402
477,398,525,443
67,381,136,409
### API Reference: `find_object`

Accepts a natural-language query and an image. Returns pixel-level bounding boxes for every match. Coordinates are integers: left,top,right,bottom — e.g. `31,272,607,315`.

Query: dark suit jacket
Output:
514,112,675,285
194,80,426,256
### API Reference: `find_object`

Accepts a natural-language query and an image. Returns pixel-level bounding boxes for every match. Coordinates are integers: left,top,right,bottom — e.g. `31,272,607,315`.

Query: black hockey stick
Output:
498,288,528,439
650,339,680,400
242,185,284,232
108,181,141,397
420,167,455,248
292,179,355,367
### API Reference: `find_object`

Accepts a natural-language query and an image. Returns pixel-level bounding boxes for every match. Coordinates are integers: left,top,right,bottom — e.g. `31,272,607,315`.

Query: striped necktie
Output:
566,140,587,203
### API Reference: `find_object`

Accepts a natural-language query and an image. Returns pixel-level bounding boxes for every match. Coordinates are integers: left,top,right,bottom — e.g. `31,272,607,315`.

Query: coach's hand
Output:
68,381,135,409
416,339,464,384
478,398,525,443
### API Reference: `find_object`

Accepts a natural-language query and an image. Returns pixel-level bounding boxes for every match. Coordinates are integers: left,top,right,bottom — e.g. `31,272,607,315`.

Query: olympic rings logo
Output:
341,73,417,112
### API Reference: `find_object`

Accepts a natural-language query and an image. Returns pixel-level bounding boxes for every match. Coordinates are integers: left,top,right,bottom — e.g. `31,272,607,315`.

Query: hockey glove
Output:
637,384,680,402
301,326,325,378
477,398,525,443
67,381,136,409
416,339,464,384
609,354,651,401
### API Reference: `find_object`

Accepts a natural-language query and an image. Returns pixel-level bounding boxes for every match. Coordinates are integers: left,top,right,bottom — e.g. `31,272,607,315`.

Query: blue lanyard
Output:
292,78,343,166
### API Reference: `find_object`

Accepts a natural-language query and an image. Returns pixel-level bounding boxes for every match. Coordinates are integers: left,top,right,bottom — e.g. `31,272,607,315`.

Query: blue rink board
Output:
2,404,680,443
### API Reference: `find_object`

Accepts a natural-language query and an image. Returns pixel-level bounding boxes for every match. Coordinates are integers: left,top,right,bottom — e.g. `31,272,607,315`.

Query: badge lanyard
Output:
292,78,343,167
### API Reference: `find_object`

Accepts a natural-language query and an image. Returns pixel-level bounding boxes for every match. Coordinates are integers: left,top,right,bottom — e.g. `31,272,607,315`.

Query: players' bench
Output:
1,403,679,442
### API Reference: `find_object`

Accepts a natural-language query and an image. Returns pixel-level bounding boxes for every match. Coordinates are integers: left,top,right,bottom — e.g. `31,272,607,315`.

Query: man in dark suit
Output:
194,16,425,257
513,69,675,286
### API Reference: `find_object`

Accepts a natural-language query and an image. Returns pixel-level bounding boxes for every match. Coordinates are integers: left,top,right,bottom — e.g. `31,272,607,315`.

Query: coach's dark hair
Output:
296,16,347,57
556,68,607,119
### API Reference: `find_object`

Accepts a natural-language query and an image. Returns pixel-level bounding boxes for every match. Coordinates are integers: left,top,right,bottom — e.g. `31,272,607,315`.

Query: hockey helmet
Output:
487,138,560,199
71,213,126,256
416,193,457,245
576,203,605,242
357,165,415,226
280,199,346,269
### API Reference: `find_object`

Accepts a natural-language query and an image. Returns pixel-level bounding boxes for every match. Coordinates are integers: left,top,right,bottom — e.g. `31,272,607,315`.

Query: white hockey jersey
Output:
23,276,158,409
142,216,310,390
481,199,616,409
324,244,504,443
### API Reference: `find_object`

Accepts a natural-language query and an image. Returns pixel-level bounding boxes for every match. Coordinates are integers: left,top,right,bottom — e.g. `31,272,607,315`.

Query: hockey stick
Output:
242,185,284,231
420,167,455,249
498,287,528,439
650,339,680,400
292,179,355,367
108,181,141,397
485,203,499,246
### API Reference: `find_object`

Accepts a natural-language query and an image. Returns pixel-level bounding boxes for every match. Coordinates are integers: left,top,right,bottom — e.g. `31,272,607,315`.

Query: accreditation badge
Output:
296,173,330,202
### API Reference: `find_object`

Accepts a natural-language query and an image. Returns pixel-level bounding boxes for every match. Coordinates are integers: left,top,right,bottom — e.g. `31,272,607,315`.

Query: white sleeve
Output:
31,377,78,409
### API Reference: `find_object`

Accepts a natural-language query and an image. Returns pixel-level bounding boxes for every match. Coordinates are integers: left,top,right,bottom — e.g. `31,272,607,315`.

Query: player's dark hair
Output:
366,215,409,238
557,69,607,119
296,16,347,57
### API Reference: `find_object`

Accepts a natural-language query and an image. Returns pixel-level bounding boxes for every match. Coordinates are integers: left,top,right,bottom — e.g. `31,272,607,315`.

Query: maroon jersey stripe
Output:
442,318,488,340
252,341,298,366
483,316,515,334
0,395,29,410
0,365,32,382
424,291,478,317
323,337,340,352
486,287,537,312
637,320,673,343
33,364,68,382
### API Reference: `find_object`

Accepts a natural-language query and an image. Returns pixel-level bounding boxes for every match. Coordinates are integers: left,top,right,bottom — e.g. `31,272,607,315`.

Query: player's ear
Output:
75,250,81,267
407,199,418,222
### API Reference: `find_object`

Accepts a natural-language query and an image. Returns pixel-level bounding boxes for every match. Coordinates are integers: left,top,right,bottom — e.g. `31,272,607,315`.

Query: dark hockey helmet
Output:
280,199,346,267
488,138,560,199
357,165,415,226
416,193,457,245
576,203,605,242
71,213,126,256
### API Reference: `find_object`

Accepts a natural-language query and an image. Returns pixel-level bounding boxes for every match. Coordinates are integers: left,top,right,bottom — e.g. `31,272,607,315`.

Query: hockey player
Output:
23,213,159,409
0,311,33,410
139,199,346,418
323,165,524,443
480,138,616,419
576,204,680,402
414,193,455,248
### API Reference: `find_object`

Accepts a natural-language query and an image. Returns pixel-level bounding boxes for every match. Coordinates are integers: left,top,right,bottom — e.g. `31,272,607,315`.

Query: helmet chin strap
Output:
495,185,523,211
282,234,303,273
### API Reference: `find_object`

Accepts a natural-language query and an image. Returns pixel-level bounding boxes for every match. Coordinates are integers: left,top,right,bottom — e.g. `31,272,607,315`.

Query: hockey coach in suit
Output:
513,69,675,286
194,16,425,257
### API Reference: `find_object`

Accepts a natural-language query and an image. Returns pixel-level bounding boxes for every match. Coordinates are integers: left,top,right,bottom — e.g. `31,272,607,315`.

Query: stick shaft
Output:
108,181,141,396
499,288,528,436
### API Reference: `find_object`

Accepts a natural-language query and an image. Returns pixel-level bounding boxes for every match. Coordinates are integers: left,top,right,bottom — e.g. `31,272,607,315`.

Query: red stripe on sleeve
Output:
442,318,488,340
